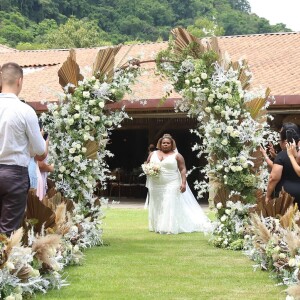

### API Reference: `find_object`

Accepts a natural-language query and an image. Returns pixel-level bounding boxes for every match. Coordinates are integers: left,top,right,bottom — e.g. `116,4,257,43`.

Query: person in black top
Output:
265,123,300,205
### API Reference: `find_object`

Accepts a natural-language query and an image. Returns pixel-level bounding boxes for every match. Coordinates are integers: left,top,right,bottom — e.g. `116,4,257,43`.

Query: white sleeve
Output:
25,107,46,156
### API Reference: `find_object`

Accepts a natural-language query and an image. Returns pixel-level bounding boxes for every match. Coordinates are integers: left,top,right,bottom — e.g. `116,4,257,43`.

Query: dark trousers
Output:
0,164,29,236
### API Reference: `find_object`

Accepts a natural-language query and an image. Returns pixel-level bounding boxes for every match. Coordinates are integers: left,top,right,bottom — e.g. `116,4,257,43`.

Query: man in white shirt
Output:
0,62,47,235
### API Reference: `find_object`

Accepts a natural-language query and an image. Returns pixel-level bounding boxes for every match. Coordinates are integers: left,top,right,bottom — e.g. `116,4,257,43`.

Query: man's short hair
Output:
0,62,23,86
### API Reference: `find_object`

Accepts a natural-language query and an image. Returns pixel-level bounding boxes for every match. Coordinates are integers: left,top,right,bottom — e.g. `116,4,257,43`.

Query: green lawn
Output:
36,208,285,300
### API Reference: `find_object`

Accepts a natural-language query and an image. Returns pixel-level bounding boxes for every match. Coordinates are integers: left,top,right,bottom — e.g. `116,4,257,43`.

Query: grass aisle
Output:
37,208,285,300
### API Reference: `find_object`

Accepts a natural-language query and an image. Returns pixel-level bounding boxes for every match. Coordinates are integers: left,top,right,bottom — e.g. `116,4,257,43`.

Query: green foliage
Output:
187,17,225,37
0,0,293,49
43,17,112,48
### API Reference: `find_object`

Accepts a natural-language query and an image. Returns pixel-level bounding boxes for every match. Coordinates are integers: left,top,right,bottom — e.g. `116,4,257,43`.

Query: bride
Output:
145,133,212,234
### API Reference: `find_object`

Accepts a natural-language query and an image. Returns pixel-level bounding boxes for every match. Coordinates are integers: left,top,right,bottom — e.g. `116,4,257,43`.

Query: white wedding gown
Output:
146,151,213,234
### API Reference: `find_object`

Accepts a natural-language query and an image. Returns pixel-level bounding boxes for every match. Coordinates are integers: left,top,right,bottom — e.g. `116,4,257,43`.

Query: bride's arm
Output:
176,153,187,193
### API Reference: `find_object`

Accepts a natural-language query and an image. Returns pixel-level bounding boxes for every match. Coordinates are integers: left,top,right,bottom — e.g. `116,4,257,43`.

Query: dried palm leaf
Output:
213,183,230,206
5,228,23,256
209,36,221,58
43,190,74,213
84,140,99,160
92,46,122,82
245,88,271,120
256,189,294,218
26,189,56,233
32,234,61,267
171,27,205,57
58,49,84,92
55,203,66,227
229,59,252,90
280,204,298,229
116,44,134,68
286,285,300,300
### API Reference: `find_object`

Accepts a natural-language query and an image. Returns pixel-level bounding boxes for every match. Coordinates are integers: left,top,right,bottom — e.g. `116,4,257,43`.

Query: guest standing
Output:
265,123,300,205
0,62,46,235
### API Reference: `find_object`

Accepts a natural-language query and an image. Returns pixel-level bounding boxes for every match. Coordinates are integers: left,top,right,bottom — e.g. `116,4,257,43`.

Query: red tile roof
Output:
0,32,300,112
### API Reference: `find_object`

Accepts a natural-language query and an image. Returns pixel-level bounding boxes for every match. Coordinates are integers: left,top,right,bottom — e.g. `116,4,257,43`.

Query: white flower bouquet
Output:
141,162,161,177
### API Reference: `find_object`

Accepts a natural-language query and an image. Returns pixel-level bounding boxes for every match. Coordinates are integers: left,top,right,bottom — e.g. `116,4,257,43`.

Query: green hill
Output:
0,0,291,49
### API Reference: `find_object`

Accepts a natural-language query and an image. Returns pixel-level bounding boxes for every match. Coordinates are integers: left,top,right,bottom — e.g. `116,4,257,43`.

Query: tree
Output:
187,17,224,37
43,17,112,48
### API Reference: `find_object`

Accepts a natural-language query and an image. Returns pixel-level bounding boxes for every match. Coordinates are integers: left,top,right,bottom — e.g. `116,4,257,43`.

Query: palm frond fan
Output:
280,204,298,229
213,183,231,206
58,49,84,93
92,45,122,82
230,59,252,90
171,27,206,57
245,87,271,121
209,36,222,61
255,189,295,218
42,189,74,213
26,189,56,233
83,140,99,160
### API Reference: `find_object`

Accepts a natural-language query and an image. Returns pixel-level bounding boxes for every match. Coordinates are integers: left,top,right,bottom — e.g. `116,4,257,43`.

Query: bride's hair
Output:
156,133,177,150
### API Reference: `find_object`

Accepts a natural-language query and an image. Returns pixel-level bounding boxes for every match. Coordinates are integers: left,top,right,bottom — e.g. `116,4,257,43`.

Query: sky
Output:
247,0,300,31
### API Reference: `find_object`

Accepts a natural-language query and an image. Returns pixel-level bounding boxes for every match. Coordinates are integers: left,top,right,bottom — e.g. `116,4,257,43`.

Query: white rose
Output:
89,100,96,106
221,139,228,146
216,202,222,209
193,77,201,84
74,156,81,163
68,118,74,125
58,174,63,179
236,166,243,172
74,113,80,119
59,166,66,173
230,166,237,172
185,79,190,85
82,147,87,153
225,209,231,215
75,143,81,149
239,156,247,163
106,121,113,126
242,163,248,169
75,104,80,111
201,72,207,80
99,101,105,108
230,130,239,138
85,125,90,131
5,296,15,300
279,253,286,259
208,97,214,103
230,157,236,163
205,107,211,113
69,148,76,154
94,116,100,121
82,91,90,98
202,87,209,93
220,215,227,222
214,105,220,111
226,126,234,133
83,134,89,141
215,128,222,134
288,258,296,267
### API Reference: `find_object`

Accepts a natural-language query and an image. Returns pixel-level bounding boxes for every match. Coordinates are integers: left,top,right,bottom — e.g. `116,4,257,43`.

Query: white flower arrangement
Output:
141,162,161,177
156,35,279,249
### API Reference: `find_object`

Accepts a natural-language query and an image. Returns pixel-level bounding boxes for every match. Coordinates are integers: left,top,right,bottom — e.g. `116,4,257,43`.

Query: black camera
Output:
286,129,294,143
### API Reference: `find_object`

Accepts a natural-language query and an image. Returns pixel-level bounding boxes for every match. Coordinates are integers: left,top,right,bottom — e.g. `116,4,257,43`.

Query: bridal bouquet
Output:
141,162,161,177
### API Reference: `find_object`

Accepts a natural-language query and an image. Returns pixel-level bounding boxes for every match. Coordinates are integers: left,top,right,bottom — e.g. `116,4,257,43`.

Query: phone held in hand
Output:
286,129,294,143
43,133,48,140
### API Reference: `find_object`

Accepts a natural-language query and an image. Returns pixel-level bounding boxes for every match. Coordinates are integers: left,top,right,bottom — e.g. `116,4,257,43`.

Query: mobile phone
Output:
286,129,293,143
43,132,48,140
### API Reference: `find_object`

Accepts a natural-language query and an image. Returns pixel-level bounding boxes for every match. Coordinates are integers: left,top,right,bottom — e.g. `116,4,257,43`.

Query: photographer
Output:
265,123,300,205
